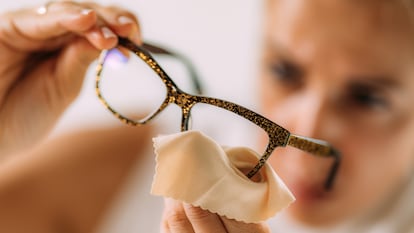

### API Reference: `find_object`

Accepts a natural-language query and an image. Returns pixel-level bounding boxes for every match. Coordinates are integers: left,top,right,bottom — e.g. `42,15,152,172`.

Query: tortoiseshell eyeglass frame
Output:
95,37,341,190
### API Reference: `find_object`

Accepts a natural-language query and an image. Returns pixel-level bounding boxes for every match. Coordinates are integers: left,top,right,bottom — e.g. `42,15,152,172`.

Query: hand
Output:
0,1,141,156
161,198,271,233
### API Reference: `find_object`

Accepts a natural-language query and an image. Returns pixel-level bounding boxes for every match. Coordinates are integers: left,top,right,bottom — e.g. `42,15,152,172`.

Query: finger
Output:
1,2,116,51
44,2,122,49
35,2,98,36
82,25,118,50
1,4,94,45
53,37,100,103
183,203,227,233
83,3,142,45
162,198,195,233
160,208,171,233
220,217,271,233
160,221,171,233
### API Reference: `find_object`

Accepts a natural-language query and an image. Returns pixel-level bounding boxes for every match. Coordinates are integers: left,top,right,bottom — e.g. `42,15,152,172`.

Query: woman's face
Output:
260,0,414,226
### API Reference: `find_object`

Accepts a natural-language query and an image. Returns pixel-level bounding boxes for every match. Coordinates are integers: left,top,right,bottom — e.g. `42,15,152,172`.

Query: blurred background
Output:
1,0,264,232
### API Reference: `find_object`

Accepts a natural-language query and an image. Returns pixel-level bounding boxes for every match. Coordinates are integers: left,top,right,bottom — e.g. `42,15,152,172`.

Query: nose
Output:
268,90,338,188
271,90,328,138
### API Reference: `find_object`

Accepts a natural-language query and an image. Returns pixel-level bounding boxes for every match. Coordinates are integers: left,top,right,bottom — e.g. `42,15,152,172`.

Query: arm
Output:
0,125,152,233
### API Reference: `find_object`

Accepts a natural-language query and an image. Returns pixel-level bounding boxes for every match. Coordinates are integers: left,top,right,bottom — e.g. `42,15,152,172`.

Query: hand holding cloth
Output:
151,130,295,223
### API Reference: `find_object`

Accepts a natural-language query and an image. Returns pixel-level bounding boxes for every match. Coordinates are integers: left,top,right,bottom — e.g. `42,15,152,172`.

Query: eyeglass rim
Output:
95,36,341,190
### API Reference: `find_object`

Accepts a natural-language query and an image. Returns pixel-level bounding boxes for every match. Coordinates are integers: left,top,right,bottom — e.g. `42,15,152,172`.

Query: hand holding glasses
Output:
95,37,340,190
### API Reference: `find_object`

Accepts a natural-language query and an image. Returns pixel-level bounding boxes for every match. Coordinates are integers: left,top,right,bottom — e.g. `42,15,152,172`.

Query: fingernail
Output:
101,27,117,39
81,8,93,15
118,15,134,25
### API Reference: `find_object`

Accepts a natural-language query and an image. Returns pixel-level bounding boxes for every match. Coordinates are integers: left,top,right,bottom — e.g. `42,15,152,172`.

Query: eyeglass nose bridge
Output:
168,90,198,131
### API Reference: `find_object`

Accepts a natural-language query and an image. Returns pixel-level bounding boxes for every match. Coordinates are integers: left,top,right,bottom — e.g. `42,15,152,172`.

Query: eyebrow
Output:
265,39,295,61
263,42,303,69
266,37,403,91
347,75,401,90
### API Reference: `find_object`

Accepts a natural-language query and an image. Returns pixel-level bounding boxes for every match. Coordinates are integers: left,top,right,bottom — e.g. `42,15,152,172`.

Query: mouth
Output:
289,182,329,203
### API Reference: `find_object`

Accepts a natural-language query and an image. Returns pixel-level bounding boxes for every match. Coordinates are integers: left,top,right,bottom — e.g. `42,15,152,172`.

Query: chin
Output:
288,206,335,227
285,183,348,227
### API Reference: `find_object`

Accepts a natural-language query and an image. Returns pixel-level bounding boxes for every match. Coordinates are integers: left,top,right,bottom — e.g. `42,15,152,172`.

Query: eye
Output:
348,84,390,111
267,60,303,87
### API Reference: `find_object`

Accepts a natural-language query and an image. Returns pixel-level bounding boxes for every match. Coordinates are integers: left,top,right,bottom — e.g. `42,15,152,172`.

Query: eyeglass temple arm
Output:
141,42,204,95
287,134,341,190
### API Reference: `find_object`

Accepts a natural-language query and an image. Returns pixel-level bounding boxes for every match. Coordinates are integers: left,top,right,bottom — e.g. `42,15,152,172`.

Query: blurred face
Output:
260,0,414,226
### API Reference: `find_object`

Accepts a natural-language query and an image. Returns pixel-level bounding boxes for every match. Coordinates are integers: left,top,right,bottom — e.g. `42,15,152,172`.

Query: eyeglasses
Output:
95,36,341,190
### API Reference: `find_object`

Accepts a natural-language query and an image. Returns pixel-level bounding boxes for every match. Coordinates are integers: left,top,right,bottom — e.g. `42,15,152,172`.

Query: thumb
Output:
54,37,100,104
220,216,271,233
0,37,100,154
2,37,99,116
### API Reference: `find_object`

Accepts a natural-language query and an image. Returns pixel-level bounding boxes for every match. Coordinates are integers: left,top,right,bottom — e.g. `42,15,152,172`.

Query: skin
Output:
0,1,141,156
161,198,270,233
0,1,154,232
261,0,414,227
162,0,414,231
0,2,268,231
3,0,414,232
0,125,152,233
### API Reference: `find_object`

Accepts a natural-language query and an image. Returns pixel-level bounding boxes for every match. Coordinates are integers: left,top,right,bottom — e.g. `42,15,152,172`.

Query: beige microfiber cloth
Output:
151,130,295,223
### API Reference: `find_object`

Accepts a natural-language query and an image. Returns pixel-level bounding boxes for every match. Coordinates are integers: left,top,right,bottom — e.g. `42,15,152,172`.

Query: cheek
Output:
259,75,414,223
344,119,414,196
341,134,414,216
258,75,295,129
267,123,414,224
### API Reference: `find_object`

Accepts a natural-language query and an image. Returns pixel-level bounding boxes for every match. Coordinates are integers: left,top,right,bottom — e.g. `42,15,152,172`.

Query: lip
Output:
289,182,328,203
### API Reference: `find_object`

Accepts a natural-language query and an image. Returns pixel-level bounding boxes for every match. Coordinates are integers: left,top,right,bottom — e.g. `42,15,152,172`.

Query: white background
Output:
1,1,264,232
